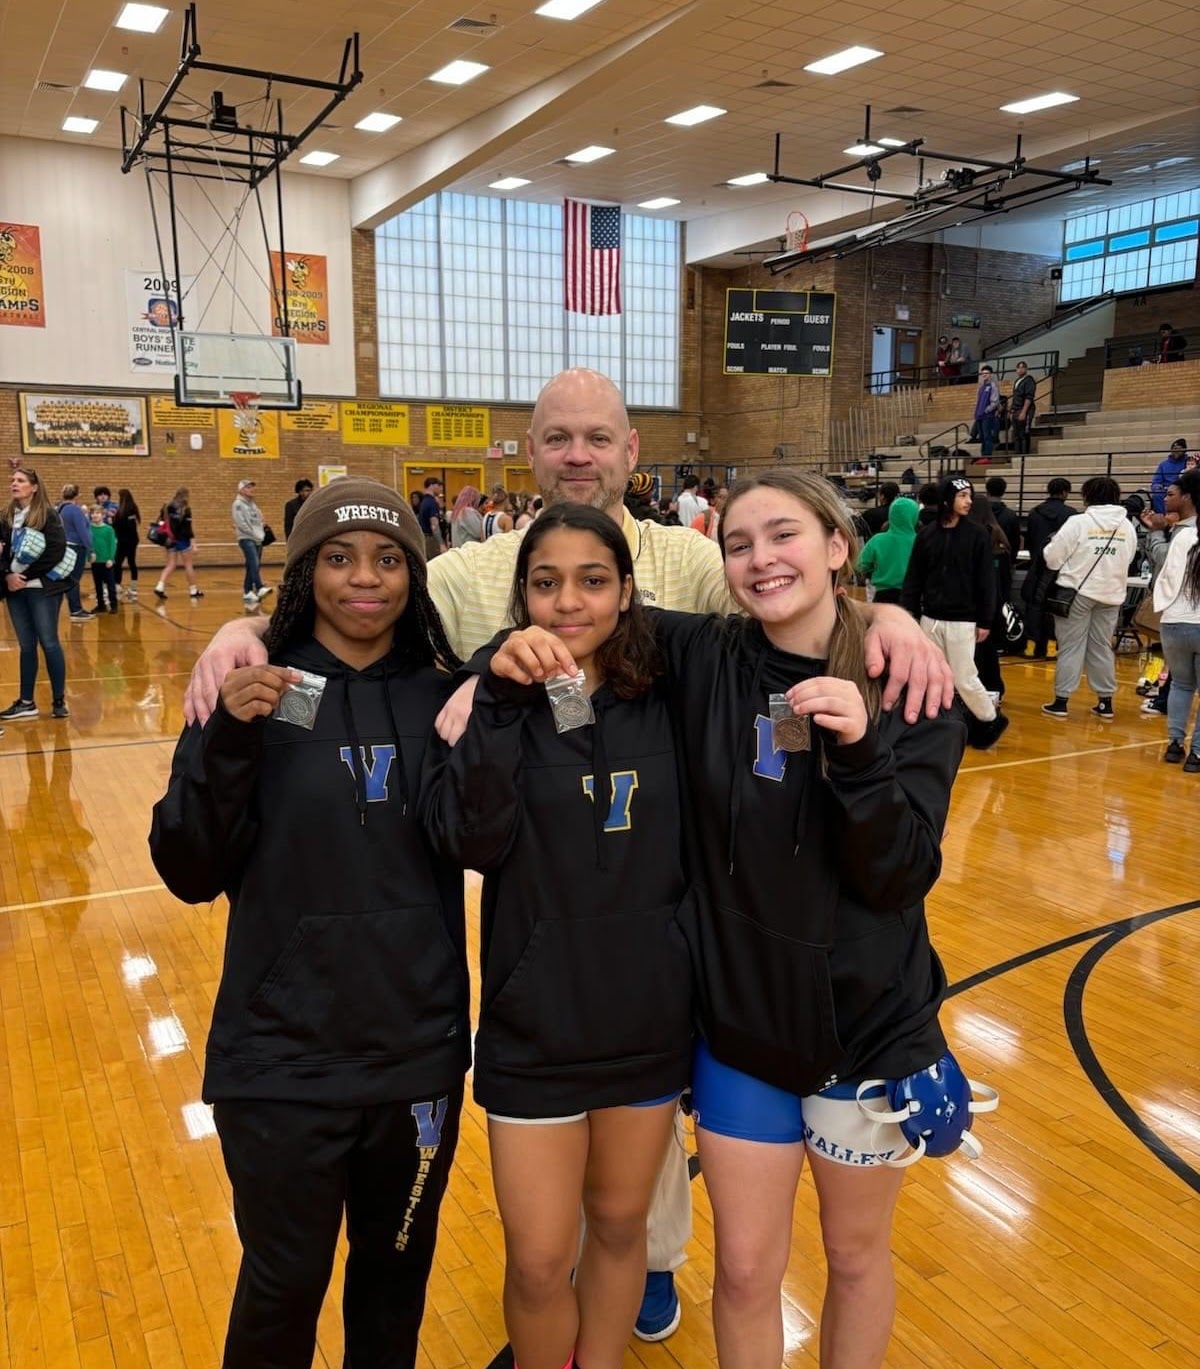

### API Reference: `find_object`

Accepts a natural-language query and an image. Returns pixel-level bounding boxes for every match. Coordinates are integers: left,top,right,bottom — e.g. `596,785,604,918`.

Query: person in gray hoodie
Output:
232,478,272,607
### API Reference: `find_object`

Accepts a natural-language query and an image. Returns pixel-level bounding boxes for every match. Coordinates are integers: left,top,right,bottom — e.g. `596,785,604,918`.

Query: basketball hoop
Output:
785,211,810,252
230,390,264,451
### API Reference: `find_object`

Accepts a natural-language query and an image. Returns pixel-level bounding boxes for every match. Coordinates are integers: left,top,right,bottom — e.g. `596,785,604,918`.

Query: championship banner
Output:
270,251,329,345
127,269,196,371
218,408,281,459
427,404,490,448
340,401,410,445
282,402,339,432
151,397,215,429
0,223,46,327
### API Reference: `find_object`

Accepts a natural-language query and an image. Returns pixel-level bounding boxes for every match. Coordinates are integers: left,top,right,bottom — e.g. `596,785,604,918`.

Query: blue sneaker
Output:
634,1270,681,1342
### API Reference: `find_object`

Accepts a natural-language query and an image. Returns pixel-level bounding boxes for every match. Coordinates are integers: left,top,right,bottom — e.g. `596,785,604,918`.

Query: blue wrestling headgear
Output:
855,1051,999,1169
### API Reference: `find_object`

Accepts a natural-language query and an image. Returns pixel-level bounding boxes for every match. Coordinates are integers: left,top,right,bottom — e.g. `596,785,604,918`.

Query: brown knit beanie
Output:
285,477,426,574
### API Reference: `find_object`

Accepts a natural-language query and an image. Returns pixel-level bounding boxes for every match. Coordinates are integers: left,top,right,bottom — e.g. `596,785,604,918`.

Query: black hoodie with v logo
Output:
150,638,470,1107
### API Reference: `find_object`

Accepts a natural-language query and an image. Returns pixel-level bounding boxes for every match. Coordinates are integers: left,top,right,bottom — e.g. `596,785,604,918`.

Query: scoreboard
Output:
723,289,836,376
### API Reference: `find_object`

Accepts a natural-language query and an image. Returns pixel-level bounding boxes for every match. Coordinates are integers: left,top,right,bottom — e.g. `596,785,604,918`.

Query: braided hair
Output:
264,545,461,672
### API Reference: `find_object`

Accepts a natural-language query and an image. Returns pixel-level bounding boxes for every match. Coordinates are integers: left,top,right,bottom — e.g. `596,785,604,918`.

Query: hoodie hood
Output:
1081,503,1130,532
885,497,918,536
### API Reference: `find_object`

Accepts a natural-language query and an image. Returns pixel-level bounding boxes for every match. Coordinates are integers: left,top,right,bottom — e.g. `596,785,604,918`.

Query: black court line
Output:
1063,911,1200,1195
0,735,175,761
950,900,1200,1192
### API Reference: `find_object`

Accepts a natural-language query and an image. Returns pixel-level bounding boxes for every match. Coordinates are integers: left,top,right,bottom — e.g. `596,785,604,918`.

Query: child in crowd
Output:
89,506,119,613
151,478,469,1369
856,495,918,604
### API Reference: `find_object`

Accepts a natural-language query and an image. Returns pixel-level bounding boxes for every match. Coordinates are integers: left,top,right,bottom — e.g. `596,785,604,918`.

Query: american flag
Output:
564,199,622,315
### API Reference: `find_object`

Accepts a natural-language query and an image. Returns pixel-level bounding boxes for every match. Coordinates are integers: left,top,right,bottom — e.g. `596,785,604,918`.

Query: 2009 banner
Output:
0,223,46,327
127,269,196,372
269,251,329,345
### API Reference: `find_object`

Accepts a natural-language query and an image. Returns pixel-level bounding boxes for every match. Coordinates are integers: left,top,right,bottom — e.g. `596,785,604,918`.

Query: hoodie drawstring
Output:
589,697,612,871
341,676,369,826
380,661,411,818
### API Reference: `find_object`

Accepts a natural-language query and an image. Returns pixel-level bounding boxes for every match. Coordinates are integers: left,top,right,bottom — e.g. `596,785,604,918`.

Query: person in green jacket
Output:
89,506,119,613
857,496,919,605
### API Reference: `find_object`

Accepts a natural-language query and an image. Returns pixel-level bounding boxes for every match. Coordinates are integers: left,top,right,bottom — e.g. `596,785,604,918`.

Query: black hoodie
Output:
149,638,470,1106
902,518,996,628
420,669,693,1117
652,612,964,1095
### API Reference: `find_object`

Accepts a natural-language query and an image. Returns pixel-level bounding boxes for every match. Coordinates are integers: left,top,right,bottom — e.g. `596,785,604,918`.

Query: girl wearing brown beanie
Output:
151,477,467,1369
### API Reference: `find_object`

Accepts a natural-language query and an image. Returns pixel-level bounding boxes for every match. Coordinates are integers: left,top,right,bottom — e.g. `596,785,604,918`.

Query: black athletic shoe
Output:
154,586,167,600
1091,698,1115,721
52,698,70,719
1041,698,1069,720
1164,741,1186,763
1184,752,1200,774
0,698,39,721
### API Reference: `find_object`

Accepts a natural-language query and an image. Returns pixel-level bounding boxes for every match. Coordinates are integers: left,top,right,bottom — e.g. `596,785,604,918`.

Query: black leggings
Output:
114,541,139,584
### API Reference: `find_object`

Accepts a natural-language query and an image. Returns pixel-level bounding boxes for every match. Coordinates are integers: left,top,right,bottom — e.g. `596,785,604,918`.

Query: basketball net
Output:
230,390,265,453
785,211,810,252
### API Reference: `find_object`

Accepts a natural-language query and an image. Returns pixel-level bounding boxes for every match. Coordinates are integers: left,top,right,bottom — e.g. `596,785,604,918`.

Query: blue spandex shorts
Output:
691,1040,913,1166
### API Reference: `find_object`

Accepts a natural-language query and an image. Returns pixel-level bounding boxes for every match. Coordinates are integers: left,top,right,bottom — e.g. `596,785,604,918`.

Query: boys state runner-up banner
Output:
127,269,196,371
0,223,46,327
723,289,836,376
269,252,329,344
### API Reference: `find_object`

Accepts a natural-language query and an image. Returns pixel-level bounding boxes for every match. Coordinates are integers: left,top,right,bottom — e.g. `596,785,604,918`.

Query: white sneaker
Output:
256,585,274,601
243,592,258,605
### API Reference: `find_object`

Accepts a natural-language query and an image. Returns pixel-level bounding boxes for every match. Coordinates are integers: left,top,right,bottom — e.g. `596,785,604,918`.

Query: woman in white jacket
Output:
1154,468,1200,768
1041,476,1137,721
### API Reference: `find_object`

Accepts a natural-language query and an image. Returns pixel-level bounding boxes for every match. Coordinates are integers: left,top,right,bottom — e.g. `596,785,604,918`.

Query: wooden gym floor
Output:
1,572,1197,1369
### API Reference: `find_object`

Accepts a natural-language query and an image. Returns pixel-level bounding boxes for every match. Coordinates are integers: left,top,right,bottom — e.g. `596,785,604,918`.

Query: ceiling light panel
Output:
1000,92,1079,114
299,150,339,166
727,172,769,186
62,116,99,134
355,112,402,132
85,69,128,92
804,46,883,76
429,60,489,85
638,197,680,209
565,145,614,163
115,3,169,32
665,105,726,127
490,176,531,190
844,143,885,156
535,0,605,17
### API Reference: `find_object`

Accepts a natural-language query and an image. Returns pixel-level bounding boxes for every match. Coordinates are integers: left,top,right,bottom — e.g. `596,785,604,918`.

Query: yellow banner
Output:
0,223,46,327
151,397,215,428
218,408,281,459
282,402,339,432
319,464,348,486
270,251,329,345
341,401,410,445
427,404,491,448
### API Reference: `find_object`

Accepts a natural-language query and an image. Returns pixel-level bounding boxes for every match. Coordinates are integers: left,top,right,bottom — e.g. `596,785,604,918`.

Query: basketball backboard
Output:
174,331,301,409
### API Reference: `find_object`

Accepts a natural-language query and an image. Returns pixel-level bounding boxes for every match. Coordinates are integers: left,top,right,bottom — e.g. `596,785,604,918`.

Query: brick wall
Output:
1101,357,1200,410
1113,282,1200,338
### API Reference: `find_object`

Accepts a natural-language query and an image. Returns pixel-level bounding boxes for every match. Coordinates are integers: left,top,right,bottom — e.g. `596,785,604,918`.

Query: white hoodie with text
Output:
1043,504,1137,605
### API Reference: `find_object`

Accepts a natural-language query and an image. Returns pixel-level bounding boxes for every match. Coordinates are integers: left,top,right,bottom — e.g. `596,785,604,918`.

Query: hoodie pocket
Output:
478,904,693,1073
677,898,842,1096
240,907,464,1061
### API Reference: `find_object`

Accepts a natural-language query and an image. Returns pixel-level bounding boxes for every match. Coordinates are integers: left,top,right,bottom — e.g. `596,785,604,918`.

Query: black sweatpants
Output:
213,1085,463,1369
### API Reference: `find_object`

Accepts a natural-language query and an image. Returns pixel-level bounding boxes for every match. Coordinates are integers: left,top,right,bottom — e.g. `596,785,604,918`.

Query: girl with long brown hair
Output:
1,466,73,721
